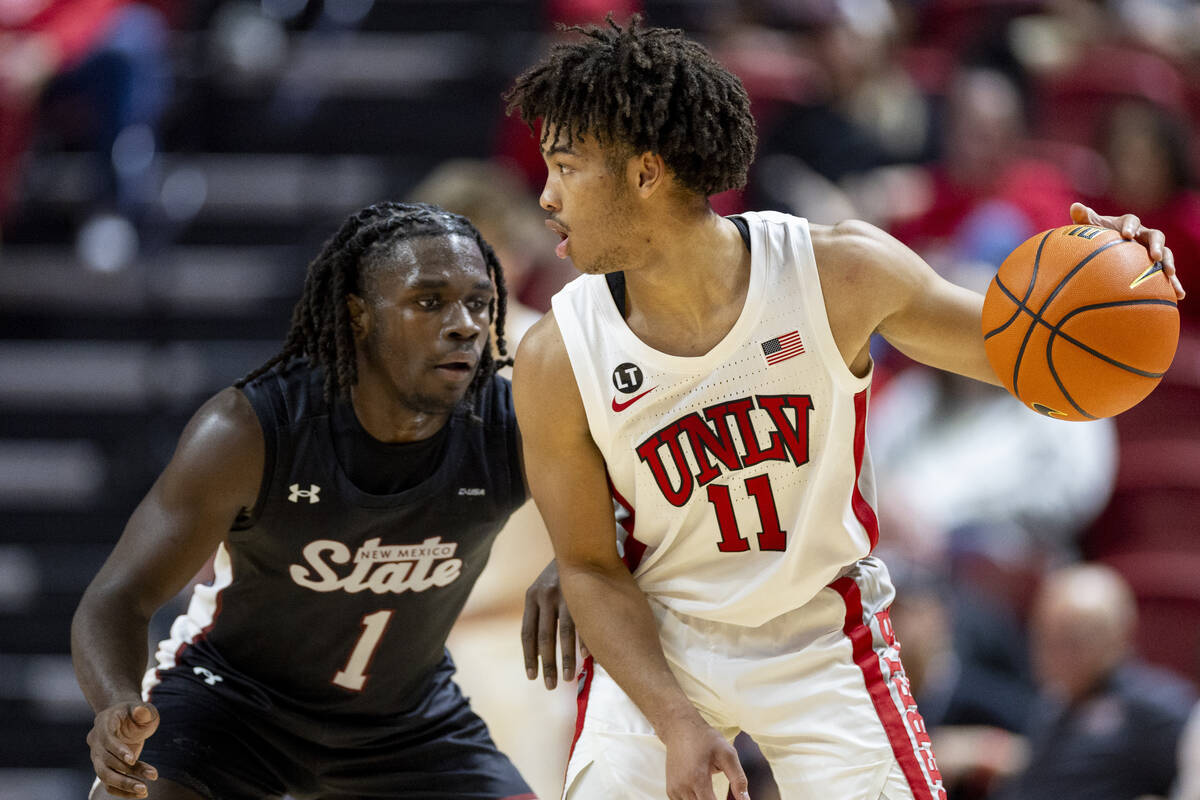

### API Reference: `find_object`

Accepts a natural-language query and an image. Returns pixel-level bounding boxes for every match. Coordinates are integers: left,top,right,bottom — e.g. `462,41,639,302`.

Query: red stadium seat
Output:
1034,45,1187,145
1101,552,1200,686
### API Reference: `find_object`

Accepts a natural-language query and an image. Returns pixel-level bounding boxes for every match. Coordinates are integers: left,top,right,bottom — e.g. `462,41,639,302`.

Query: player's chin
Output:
414,373,476,410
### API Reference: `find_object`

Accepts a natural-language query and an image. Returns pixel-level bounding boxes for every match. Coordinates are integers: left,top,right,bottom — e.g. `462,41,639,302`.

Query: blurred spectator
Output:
0,0,171,269
1093,100,1200,330
749,0,932,220
869,365,1116,587
888,564,1035,800
408,159,549,344
1176,702,1200,800
992,564,1196,800
890,67,1075,274
890,564,1035,735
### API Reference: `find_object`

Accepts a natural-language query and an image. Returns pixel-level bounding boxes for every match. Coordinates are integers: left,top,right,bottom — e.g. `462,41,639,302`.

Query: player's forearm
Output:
71,586,154,712
558,562,705,736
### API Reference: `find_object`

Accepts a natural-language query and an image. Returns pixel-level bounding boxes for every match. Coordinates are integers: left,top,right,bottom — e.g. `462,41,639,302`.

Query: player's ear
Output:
347,294,369,342
630,151,666,198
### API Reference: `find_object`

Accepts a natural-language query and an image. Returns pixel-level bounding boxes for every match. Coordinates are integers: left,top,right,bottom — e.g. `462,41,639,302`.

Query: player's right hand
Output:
87,701,160,799
521,559,582,689
662,716,750,800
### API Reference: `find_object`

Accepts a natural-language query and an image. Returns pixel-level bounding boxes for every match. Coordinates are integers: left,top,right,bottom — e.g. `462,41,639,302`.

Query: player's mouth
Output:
546,218,570,260
434,353,477,381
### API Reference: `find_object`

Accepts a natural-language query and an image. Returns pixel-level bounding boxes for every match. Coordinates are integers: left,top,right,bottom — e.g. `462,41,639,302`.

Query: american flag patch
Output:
761,330,804,366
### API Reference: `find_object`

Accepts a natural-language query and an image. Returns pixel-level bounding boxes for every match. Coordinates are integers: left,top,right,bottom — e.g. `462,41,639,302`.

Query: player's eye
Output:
416,296,442,310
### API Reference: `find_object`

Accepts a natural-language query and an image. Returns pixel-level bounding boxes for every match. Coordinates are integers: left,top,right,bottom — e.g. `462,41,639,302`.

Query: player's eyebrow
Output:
543,143,577,157
407,278,494,291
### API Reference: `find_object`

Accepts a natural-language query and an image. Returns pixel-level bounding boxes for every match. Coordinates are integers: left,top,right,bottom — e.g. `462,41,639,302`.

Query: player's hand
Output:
521,559,583,689
1070,202,1185,300
661,716,750,800
86,701,159,799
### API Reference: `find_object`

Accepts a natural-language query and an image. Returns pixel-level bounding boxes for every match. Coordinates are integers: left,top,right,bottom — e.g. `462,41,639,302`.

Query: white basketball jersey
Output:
550,211,878,627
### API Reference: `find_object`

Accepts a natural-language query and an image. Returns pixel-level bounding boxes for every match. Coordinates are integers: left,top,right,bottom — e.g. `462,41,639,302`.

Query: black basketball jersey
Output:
143,359,527,719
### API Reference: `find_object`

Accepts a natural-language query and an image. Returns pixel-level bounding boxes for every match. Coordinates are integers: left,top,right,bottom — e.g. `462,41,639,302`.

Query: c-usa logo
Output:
288,483,320,503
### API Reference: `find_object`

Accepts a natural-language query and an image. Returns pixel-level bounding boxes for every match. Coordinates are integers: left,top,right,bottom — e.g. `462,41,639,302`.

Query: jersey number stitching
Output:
332,609,394,691
707,474,787,552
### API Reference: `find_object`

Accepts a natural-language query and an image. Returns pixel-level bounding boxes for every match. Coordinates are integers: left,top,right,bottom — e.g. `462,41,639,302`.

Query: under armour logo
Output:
288,483,321,503
192,666,223,686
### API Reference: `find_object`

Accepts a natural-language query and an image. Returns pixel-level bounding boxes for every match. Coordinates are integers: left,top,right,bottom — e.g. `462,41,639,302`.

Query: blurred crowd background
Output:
1,0,1199,798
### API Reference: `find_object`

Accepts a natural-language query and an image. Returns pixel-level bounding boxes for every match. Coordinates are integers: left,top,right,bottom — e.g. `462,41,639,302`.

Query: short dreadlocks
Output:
504,14,756,198
237,201,509,405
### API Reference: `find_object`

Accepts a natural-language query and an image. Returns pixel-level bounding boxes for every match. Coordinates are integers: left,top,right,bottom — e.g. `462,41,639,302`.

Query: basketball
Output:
981,224,1180,421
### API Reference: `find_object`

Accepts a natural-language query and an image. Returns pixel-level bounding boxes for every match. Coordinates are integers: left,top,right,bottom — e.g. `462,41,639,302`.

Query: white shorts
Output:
562,557,947,800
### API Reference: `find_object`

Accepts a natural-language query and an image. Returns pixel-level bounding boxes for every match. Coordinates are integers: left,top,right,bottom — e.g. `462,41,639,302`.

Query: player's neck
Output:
621,210,750,354
349,378,450,443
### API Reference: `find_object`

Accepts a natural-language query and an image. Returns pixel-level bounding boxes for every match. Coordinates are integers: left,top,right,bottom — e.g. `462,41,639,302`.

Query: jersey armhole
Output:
786,216,873,394
231,378,281,531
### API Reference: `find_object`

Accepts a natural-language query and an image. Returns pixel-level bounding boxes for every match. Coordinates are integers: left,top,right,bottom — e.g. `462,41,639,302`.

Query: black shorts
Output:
141,655,535,800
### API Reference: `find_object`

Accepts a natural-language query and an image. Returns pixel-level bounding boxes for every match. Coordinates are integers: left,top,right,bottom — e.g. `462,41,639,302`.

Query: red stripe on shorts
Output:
851,389,880,552
567,655,596,764
831,576,941,800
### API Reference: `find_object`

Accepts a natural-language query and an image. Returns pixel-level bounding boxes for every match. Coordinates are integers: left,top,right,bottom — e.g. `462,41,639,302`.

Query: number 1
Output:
707,474,787,552
333,609,393,691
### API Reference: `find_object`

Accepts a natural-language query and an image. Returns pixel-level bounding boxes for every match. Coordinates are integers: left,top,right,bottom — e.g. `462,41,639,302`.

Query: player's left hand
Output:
1070,203,1186,301
521,559,583,689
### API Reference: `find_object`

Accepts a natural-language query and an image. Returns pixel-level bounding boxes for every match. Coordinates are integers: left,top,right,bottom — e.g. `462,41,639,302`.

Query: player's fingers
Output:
118,704,159,743
92,750,151,798
1119,213,1141,239
520,591,539,680
100,748,158,782
715,748,750,800
1136,225,1166,262
538,594,559,690
1162,245,1186,300
1069,202,1094,224
91,725,137,769
558,602,577,681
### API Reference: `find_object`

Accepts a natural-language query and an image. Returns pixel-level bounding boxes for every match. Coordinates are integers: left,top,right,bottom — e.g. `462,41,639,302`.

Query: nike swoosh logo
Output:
611,387,655,412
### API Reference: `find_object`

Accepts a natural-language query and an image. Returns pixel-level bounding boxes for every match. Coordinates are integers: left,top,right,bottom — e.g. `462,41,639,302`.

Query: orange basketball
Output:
981,224,1180,421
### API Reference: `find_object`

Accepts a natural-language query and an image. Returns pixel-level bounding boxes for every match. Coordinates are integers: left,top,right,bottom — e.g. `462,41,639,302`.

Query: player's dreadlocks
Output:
237,201,509,405
504,14,756,198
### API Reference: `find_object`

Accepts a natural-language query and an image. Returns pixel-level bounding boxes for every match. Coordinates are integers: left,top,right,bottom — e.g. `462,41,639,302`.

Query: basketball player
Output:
505,17,1185,800
72,203,543,800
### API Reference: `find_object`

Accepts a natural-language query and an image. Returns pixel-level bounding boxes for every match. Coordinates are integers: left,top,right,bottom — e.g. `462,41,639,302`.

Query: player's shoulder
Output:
514,308,569,371
196,385,263,443
809,219,895,265
161,385,265,504
511,309,585,420
809,218,922,292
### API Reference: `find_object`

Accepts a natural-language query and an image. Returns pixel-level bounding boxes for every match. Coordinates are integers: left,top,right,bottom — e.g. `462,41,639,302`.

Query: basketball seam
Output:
1008,238,1134,402
1044,335,1097,420
993,281,1174,379
984,230,1052,340
1048,299,1176,379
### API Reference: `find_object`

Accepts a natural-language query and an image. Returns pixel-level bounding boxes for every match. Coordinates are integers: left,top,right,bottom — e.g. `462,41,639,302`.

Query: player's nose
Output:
539,180,560,213
444,301,482,340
